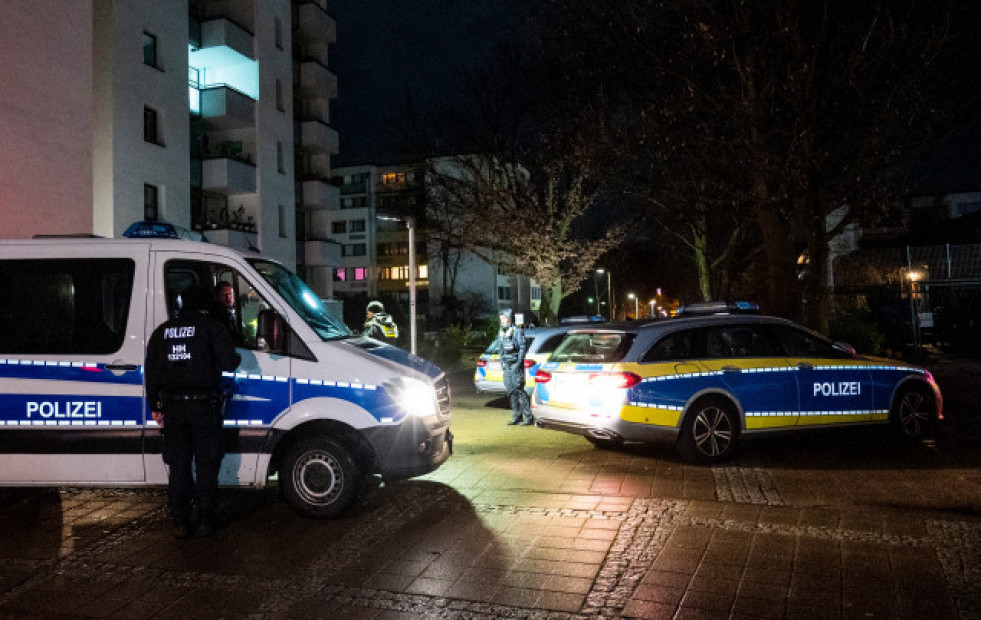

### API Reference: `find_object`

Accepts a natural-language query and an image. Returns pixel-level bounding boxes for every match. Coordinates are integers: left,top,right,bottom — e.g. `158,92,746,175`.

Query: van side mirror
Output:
257,309,286,354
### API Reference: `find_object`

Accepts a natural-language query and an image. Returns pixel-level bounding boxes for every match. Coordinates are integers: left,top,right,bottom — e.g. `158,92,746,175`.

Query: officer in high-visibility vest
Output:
363,300,399,342
498,308,534,425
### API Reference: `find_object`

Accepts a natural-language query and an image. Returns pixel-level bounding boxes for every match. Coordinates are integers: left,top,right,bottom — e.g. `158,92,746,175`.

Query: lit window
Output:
144,184,159,220
143,32,158,68
418,265,428,279
381,172,406,185
354,268,366,280
334,268,346,281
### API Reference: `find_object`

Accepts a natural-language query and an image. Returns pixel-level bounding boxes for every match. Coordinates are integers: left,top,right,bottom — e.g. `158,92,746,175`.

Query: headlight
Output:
388,377,438,418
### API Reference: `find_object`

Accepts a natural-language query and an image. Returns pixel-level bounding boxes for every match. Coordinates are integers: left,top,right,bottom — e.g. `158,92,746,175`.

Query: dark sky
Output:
330,0,512,166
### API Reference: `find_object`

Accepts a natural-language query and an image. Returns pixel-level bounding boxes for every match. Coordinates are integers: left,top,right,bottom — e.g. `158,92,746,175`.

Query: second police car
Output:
473,326,573,395
532,314,942,462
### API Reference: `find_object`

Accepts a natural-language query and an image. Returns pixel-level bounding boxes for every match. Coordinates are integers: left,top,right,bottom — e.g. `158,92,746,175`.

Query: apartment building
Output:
332,159,541,325
1,0,340,296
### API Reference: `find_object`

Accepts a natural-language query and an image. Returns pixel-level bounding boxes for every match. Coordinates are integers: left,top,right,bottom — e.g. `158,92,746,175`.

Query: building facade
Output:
1,0,341,295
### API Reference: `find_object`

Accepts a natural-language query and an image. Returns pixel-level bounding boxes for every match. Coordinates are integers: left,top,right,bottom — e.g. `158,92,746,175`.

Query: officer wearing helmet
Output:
498,308,534,425
145,285,240,538
363,300,399,342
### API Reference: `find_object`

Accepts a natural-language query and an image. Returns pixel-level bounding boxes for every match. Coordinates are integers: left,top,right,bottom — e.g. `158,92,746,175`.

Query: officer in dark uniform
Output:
146,285,240,538
498,308,534,425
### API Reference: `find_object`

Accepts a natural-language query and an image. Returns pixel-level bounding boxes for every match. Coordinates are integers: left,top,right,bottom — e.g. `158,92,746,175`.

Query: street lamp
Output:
627,293,638,319
377,214,417,355
596,268,612,318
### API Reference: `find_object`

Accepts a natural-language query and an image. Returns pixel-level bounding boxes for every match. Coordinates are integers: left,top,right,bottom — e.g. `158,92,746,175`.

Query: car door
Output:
695,324,800,430
0,244,148,483
145,255,292,486
767,324,873,426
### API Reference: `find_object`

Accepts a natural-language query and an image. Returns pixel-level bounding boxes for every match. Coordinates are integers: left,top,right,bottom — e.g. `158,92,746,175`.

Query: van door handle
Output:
721,365,741,373
106,363,139,373
797,362,814,370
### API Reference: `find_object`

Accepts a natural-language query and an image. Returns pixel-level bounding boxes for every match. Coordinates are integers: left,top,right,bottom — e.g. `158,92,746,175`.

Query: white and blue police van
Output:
0,236,452,518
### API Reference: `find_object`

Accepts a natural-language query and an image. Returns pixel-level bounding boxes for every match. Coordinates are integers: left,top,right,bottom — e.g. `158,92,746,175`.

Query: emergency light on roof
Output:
122,221,208,242
676,301,760,316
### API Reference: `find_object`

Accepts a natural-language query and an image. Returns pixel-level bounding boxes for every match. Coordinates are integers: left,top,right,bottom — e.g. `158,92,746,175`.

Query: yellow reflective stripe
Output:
620,404,681,427
746,416,797,429
797,413,870,426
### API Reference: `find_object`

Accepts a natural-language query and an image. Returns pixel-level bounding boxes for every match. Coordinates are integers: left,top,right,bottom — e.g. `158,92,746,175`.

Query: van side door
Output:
145,255,292,487
0,244,148,483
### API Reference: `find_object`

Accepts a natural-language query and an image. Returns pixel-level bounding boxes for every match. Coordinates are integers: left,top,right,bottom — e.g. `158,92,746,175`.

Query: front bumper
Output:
362,414,452,481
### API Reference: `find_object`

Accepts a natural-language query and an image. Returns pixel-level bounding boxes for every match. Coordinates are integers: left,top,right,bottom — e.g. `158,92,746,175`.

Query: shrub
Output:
829,311,886,356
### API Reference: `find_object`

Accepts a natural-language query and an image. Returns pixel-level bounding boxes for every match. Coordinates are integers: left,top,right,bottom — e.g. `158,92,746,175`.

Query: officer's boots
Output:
195,509,217,537
172,515,192,539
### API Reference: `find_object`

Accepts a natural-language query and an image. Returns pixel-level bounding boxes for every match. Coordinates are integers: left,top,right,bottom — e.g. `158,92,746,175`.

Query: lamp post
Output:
377,214,417,355
596,268,612,318
627,293,638,319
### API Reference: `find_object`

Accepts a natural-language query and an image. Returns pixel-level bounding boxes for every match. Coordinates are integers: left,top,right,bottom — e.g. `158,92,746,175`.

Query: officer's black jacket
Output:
498,325,527,367
145,310,241,407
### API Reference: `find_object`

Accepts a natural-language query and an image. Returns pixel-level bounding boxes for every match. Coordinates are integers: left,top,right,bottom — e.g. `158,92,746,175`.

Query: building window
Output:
341,244,366,257
277,142,284,173
498,286,511,301
144,184,159,220
354,268,367,280
531,285,542,301
143,32,158,68
381,171,406,185
333,268,345,281
276,79,284,111
274,17,283,49
350,219,366,233
278,205,287,238
143,107,161,145
418,265,428,279
332,221,346,234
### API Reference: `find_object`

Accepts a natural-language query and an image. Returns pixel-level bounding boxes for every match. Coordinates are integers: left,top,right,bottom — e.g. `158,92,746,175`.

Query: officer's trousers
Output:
502,363,532,423
162,401,224,519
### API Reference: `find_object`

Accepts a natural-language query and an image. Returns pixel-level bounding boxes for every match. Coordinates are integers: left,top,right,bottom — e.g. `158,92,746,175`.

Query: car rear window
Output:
550,332,634,363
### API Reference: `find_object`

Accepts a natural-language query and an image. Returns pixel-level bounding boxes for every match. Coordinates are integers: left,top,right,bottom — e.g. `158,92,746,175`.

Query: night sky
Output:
330,0,512,166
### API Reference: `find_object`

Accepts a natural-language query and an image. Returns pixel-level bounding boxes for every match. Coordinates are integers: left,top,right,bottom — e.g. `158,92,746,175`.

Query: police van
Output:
0,237,452,518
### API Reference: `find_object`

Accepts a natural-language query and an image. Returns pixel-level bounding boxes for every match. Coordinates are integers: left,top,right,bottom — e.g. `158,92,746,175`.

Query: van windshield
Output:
248,259,352,341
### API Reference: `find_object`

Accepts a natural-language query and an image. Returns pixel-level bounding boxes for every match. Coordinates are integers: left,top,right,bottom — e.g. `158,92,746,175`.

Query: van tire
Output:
677,396,739,464
281,436,360,519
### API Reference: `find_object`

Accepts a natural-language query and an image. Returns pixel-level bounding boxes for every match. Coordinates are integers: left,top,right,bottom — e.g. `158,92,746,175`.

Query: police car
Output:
532,314,942,462
473,326,575,395
0,237,451,518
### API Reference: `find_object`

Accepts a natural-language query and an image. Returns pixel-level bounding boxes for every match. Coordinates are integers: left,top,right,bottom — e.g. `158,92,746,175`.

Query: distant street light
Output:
377,214,417,355
596,268,612,318
627,293,638,319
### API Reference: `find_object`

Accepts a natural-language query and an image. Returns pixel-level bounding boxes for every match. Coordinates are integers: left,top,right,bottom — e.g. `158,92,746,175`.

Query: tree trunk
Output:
753,177,799,319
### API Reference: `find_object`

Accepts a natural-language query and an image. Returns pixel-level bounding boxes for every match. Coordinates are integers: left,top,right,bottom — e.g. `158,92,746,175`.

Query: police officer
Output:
363,300,399,342
498,308,534,425
146,285,240,538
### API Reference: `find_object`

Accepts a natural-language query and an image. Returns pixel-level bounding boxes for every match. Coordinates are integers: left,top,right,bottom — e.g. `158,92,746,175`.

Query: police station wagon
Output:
0,237,451,517
532,315,942,462
473,326,574,395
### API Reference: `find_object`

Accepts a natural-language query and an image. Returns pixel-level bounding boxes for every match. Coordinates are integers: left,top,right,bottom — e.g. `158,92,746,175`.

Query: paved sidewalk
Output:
0,359,976,619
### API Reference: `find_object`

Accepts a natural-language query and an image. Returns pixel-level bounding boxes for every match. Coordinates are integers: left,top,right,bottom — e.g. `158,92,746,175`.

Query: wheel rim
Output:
292,450,343,506
898,391,930,437
692,406,733,457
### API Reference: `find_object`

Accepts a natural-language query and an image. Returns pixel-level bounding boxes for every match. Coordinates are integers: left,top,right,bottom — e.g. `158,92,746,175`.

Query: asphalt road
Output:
0,366,978,619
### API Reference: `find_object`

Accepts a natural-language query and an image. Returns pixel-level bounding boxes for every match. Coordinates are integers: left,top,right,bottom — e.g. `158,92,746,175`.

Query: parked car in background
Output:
532,314,942,462
474,326,575,395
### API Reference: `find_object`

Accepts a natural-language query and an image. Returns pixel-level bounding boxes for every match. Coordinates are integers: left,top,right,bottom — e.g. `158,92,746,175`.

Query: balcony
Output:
198,17,254,59
199,86,255,130
202,157,256,194
295,59,337,99
298,119,339,154
299,177,339,210
294,2,336,45
304,239,341,267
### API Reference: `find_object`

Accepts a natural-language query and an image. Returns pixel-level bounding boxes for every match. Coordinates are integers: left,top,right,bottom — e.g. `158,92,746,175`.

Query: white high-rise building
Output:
1,0,341,295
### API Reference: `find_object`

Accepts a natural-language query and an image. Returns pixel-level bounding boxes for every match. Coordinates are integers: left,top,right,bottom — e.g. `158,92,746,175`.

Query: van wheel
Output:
281,437,360,519
891,384,936,440
677,396,739,463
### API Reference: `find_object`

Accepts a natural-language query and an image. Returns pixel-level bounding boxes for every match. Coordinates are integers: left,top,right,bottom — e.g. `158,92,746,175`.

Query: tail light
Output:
534,369,552,383
524,359,535,369
476,359,487,368
588,372,642,389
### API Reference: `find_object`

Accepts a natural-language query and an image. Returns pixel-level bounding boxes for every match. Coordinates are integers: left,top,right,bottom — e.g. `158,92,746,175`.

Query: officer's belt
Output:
165,390,217,402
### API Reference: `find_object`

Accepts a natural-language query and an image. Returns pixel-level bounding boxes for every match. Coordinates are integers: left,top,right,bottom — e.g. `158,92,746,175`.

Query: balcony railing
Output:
198,17,255,59
294,59,337,99
199,86,255,130
202,157,256,194
298,118,339,154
